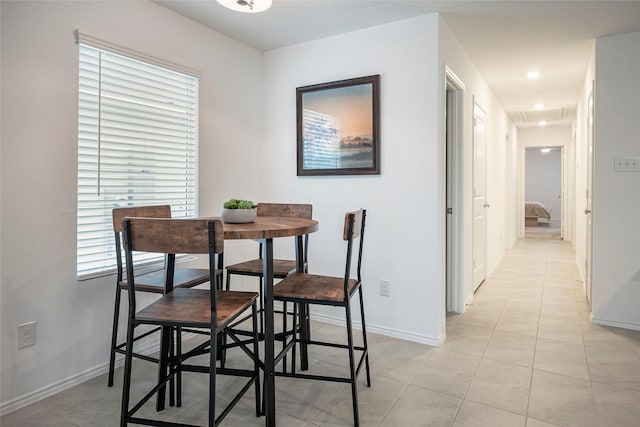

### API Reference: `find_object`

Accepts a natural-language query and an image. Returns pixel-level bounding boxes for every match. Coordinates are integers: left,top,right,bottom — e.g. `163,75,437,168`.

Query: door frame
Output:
585,81,595,305
472,98,488,291
444,67,465,313
522,145,565,237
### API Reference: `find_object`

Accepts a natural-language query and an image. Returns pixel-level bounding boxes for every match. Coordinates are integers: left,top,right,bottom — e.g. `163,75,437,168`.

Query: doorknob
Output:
584,209,592,214
484,202,491,208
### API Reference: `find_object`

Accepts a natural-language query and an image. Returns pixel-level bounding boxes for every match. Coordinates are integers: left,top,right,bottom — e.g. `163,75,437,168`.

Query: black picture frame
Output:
296,75,380,176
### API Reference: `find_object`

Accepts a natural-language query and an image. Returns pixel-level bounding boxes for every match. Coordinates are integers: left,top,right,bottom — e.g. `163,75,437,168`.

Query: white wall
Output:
591,31,640,329
505,132,520,247
525,148,562,222
438,18,518,310
262,15,443,343
0,0,263,412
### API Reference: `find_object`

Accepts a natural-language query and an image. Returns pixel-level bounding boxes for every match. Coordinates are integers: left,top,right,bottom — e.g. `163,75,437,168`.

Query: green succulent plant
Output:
223,198,257,209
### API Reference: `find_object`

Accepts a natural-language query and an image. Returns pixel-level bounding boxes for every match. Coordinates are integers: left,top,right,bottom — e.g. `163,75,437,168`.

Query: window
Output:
77,39,199,279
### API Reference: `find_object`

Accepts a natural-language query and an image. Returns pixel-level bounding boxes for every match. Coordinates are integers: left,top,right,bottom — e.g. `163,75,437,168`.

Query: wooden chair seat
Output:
226,259,296,278
136,288,258,329
274,273,359,303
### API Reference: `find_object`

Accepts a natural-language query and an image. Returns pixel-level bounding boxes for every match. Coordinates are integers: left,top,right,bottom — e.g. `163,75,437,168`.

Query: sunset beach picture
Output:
296,75,380,175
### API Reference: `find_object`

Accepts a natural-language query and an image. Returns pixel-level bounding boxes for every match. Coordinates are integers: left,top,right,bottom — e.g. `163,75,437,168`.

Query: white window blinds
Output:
77,42,199,279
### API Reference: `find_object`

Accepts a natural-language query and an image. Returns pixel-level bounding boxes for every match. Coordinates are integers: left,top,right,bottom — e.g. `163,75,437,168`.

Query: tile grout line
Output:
523,241,548,426
452,256,518,425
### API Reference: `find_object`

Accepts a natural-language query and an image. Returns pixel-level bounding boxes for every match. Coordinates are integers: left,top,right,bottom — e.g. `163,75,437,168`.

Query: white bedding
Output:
525,201,551,220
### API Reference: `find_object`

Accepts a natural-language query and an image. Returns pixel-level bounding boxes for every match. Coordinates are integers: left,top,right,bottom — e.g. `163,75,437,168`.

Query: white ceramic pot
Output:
221,208,257,223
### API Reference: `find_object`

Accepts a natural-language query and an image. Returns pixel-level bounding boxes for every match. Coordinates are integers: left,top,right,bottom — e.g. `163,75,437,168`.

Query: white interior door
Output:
473,102,488,291
586,86,594,304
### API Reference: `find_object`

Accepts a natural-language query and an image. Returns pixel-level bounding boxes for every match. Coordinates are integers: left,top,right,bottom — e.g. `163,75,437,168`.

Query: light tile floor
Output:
3,238,640,426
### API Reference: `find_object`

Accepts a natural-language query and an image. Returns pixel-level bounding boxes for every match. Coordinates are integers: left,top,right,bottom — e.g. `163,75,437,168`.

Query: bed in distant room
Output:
525,201,551,226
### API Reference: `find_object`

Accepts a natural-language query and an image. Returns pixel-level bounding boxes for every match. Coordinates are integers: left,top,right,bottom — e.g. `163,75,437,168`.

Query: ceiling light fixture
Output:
538,120,547,126
541,148,551,153
527,70,540,79
217,0,272,13
535,103,545,109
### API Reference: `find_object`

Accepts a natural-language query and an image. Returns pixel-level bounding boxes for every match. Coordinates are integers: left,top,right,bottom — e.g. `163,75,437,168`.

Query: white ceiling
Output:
155,0,640,127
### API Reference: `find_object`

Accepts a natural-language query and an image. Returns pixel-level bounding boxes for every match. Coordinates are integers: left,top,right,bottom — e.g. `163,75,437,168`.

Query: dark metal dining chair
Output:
224,203,312,368
273,209,370,426
120,217,260,426
108,205,212,388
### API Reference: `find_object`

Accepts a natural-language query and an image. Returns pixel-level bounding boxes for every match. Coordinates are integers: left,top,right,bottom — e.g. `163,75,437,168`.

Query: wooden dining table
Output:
222,215,319,426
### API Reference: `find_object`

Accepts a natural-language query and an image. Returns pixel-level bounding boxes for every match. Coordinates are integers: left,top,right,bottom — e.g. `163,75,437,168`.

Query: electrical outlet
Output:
19,321,36,349
379,280,391,297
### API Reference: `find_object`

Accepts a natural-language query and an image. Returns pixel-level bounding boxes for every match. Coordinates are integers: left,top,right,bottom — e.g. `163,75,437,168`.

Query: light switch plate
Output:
614,157,640,172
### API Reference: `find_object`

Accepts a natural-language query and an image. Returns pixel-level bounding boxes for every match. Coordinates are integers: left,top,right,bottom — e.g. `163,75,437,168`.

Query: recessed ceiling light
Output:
538,120,547,126
527,70,540,79
534,103,545,109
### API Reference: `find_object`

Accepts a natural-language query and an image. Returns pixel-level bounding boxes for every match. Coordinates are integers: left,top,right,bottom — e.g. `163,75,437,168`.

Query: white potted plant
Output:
221,198,257,223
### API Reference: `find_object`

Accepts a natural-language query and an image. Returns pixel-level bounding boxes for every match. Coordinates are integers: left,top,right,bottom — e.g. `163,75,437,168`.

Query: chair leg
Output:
176,326,182,407
209,326,217,427
345,303,360,427
120,318,135,427
252,302,261,417
358,288,371,387
156,326,171,412
108,286,122,387
282,301,288,373
169,331,175,407
292,303,298,375
221,274,231,368
259,276,264,334
299,303,309,371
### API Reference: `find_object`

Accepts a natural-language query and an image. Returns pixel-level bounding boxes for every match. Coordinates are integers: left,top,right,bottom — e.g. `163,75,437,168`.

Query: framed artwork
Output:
296,75,380,176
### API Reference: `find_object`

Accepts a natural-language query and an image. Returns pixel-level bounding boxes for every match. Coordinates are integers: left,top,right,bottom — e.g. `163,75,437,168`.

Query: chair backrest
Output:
342,209,367,296
122,217,223,316
257,203,312,219
256,203,313,267
112,205,172,232
112,205,173,281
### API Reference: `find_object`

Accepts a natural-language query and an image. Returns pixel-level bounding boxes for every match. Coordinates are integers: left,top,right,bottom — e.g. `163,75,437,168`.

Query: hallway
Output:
444,237,640,426
3,239,640,426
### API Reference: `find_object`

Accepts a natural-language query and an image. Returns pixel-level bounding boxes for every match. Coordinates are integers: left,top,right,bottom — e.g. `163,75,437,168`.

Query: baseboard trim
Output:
0,341,160,417
590,316,640,331
464,293,474,311
487,253,505,278
1,363,112,416
310,312,444,346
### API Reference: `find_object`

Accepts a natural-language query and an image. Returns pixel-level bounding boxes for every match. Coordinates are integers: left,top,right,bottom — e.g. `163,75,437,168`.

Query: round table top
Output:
221,216,318,240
